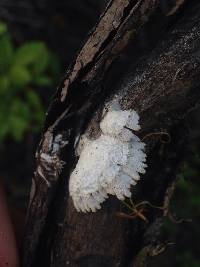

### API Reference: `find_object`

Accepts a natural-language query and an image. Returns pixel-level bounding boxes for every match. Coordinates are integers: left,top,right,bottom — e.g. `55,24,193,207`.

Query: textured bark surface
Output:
22,0,200,266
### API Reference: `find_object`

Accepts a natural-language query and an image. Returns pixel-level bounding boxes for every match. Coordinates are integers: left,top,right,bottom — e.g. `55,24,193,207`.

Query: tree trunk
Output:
22,0,200,266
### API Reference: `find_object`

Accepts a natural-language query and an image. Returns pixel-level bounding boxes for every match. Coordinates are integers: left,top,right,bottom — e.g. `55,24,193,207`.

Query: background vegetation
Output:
0,22,60,143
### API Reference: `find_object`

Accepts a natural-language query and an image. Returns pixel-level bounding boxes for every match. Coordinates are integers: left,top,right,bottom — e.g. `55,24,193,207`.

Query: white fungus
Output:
69,103,147,212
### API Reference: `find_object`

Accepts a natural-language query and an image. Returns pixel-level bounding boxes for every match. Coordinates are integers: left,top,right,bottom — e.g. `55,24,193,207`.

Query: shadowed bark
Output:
22,0,200,266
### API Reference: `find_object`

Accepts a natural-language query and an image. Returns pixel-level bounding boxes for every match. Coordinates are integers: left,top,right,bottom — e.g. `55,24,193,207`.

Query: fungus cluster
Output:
69,103,147,212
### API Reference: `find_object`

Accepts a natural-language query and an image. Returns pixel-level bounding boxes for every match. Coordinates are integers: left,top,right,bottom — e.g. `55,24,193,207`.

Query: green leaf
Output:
26,90,42,108
9,115,28,141
9,65,31,88
0,23,7,35
49,53,61,80
0,28,60,143
0,75,10,94
0,34,14,73
26,90,44,126
8,98,31,141
10,98,31,120
14,41,50,74
34,76,52,86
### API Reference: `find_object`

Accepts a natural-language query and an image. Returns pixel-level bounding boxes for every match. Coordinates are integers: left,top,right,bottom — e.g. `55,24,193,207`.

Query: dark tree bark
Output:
22,0,200,266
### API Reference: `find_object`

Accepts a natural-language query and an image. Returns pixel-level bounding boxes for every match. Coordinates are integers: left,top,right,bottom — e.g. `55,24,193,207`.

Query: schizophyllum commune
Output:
69,102,147,212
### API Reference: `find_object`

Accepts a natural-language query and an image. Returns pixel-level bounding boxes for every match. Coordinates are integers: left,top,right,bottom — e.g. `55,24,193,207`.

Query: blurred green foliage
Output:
161,147,200,267
0,22,60,143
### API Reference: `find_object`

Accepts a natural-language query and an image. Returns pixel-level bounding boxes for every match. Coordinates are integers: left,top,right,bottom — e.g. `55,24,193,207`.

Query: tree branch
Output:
22,0,200,266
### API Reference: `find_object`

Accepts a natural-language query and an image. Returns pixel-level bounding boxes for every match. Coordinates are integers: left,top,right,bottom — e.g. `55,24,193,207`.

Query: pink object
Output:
0,183,19,267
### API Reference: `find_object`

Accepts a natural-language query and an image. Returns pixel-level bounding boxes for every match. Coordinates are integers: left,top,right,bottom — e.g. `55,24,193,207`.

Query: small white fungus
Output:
69,104,147,212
